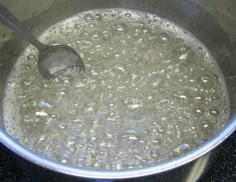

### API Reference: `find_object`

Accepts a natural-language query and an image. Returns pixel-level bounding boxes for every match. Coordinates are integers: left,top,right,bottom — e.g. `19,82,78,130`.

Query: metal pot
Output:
0,0,235,181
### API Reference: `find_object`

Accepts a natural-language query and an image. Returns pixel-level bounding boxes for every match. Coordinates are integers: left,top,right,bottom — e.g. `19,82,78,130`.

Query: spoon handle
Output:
0,3,46,51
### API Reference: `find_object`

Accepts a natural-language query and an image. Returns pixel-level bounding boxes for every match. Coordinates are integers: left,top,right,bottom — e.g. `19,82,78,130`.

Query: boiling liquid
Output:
3,9,230,169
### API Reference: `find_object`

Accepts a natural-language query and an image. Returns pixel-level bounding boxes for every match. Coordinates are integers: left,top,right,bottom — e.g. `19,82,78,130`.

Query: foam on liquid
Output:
3,9,230,170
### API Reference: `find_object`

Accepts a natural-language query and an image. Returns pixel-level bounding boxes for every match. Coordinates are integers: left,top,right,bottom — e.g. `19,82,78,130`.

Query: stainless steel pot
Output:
0,0,235,181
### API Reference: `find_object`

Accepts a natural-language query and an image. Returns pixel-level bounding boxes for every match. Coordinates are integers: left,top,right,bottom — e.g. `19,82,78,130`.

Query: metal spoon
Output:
0,3,85,79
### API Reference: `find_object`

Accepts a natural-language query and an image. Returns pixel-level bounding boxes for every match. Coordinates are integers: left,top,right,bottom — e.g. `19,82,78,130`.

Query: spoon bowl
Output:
38,45,85,79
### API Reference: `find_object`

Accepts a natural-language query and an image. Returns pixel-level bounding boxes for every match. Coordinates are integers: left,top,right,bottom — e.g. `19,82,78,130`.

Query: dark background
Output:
0,131,235,182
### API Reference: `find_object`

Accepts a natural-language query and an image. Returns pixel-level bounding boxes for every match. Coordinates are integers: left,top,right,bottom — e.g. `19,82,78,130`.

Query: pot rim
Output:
0,115,235,179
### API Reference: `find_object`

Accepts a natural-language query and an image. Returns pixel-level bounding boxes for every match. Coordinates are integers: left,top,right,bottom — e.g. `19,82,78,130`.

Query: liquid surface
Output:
3,9,230,170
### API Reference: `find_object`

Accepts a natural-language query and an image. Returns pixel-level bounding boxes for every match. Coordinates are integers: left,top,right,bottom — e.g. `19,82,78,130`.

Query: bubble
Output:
198,47,203,52
128,104,141,110
210,94,219,101
150,78,163,90
7,81,16,87
81,40,93,48
27,54,37,61
23,80,32,86
125,13,131,17
209,107,220,117
151,139,160,147
23,114,33,123
89,23,95,28
173,143,190,154
193,108,204,117
175,90,191,105
24,64,31,70
111,13,117,17
197,74,214,88
112,22,128,34
91,34,99,40
113,63,126,74
204,124,209,128
74,24,81,29
95,14,103,21
84,102,97,113
84,14,94,21
148,150,159,161
158,32,169,44
128,135,138,141
179,52,188,60
194,95,204,102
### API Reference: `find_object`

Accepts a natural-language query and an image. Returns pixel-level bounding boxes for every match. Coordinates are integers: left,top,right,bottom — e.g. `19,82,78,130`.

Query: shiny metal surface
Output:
0,0,235,180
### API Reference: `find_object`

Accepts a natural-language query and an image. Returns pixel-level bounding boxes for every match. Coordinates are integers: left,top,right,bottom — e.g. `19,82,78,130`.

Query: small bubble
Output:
84,14,94,21
209,107,220,117
197,74,214,88
224,108,229,114
151,79,162,88
210,94,219,101
74,24,81,29
27,54,37,61
111,13,117,17
92,34,99,40
125,13,131,17
149,150,160,160
23,115,33,123
113,22,128,34
59,123,66,129
84,102,96,113
95,14,103,21
159,32,169,44
89,23,95,28
24,64,31,70
194,108,204,117
7,81,16,87
69,109,76,115
23,80,32,86
194,96,204,102
113,63,126,73
179,52,188,60
51,114,57,118
148,19,153,24
198,47,203,52
204,124,209,128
